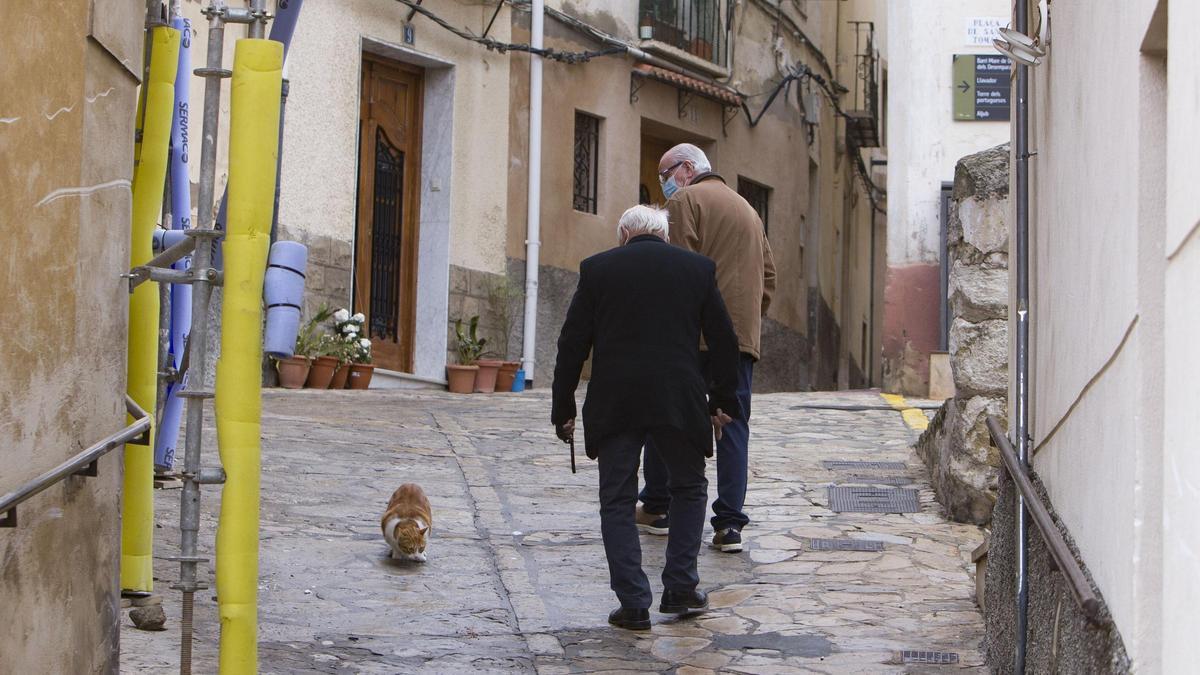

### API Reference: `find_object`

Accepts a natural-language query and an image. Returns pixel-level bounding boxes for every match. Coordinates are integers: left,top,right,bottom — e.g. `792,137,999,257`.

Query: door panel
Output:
355,56,423,373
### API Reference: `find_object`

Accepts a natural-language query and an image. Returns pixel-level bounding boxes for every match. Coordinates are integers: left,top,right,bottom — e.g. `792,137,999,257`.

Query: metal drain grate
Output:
837,473,912,486
899,650,959,664
828,487,920,513
822,460,907,471
808,538,885,552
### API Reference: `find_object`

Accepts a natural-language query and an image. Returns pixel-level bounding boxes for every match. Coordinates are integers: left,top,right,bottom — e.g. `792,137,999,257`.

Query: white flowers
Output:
342,323,359,335
359,338,371,349
352,312,365,323
333,308,350,323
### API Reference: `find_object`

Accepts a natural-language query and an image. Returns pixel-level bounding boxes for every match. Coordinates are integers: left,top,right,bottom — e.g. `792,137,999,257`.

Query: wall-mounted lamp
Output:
994,27,1046,67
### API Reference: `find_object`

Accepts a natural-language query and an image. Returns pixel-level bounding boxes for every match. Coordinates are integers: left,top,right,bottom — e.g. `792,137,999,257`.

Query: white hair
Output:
617,205,669,243
666,143,712,173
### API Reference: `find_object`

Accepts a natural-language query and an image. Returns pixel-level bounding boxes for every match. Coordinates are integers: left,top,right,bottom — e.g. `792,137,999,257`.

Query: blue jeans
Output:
639,352,753,532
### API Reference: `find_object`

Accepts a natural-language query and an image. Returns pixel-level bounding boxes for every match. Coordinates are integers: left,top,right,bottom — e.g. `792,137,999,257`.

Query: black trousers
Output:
597,426,708,609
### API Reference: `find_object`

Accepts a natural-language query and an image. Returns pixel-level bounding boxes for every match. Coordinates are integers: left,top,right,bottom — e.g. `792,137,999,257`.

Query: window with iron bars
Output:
638,0,727,66
573,112,600,214
737,176,770,235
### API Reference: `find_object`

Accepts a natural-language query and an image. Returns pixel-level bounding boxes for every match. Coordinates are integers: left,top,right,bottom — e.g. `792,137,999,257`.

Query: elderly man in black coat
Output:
551,204,743,631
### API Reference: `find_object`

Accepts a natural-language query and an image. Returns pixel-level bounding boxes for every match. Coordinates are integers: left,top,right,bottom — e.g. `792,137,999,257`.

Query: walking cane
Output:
569,435,577,474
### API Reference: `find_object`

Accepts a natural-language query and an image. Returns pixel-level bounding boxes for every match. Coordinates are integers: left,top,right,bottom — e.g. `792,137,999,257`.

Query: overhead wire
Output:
392,0,625,63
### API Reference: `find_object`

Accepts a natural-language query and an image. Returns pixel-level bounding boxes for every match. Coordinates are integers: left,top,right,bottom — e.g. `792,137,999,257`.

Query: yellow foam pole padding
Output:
215,38,283,675
122,25,180,593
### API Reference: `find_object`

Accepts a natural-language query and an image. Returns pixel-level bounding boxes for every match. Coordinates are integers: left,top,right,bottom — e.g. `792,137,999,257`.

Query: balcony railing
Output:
638,0,727,67
846,21,880,148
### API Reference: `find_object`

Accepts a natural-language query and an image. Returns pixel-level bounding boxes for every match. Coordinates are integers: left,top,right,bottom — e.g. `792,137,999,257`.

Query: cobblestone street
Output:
122,388,986,674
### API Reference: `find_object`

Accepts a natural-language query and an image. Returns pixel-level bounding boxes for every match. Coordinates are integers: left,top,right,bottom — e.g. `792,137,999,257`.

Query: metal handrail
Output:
986,416,1106,624
0,396,151,528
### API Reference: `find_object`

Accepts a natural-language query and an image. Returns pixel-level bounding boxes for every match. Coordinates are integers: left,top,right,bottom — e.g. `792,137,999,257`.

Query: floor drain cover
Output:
837,473,912,486
828,487,920,513
823,460,907,471
807,538,885,552
898,650,959,664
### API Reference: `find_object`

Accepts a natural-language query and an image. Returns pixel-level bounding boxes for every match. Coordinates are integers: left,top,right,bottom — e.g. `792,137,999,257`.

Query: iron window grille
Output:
639,0,727,67
737,176,770,234
573,112,600,214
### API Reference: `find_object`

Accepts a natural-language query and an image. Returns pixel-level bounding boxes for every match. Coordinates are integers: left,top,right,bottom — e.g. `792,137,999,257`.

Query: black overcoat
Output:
550,235,743,459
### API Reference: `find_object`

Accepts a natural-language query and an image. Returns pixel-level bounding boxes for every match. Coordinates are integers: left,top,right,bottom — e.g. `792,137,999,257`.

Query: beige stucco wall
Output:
507,0,885,387
0,0,142,671
181,0,513,275
1021,0,1174,669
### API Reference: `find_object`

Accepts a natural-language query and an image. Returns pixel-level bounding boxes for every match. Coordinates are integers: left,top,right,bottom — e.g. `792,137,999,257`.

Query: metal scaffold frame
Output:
129,2,274,673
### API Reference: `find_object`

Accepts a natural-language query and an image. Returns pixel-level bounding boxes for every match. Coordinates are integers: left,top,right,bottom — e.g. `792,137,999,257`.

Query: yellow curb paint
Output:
880,393,930,431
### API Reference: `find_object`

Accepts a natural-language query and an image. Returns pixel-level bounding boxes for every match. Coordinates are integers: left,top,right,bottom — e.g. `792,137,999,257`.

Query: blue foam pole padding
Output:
155,16,195,471
263,241,308,358
213,0,305,271
153,228,189,253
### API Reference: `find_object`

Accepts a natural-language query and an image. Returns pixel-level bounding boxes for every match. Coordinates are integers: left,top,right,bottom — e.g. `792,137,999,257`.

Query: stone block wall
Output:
448,265,522,365
278,224,354,319
916,143,1010,525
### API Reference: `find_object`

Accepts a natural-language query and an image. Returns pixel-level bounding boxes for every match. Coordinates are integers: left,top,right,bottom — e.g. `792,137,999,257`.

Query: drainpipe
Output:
1013,0,1032,672
520,0,544,386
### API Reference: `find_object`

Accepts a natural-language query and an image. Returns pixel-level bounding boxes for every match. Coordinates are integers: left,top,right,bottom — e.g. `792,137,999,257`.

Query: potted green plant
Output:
448,316,485,394
276,304,332,388
342,312,375,390
330,309,363,389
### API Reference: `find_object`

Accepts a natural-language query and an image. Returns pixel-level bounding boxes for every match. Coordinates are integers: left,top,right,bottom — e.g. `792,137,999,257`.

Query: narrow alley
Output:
122,389,985,673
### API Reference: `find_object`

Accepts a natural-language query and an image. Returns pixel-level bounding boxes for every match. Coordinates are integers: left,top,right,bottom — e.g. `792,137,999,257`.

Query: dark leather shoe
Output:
608,607,651,631
659,589,709,614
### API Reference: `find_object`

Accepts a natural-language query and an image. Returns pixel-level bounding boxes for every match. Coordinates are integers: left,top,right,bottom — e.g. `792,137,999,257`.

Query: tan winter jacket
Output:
666,173,777,360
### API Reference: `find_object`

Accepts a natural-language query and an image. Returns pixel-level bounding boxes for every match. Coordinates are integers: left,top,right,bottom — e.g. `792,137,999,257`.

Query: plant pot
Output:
475,359,504,393
446,364,479,394
495,361,520,393
330,362,351,390
347,363,375,390
305,355,339,389
276,356,311,389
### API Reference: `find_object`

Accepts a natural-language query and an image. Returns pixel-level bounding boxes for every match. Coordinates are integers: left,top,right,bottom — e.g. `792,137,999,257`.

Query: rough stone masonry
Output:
916,143,1010,525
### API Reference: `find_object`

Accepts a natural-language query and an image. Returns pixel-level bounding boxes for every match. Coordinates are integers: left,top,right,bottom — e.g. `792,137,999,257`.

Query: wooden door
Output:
355,56,423,373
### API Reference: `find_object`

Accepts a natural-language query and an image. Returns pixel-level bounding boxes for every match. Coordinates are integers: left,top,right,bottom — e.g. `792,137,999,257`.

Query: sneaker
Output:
636,505,669,535
711,528,743,553
659,588,709,614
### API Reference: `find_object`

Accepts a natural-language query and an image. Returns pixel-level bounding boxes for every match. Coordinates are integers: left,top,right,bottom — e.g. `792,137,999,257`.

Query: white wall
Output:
886,0,1009,267
1022,0,1172,669
1161,0,1200,670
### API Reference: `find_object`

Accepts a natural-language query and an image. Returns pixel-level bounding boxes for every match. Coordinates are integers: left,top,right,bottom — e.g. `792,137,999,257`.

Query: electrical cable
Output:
393,0,625,63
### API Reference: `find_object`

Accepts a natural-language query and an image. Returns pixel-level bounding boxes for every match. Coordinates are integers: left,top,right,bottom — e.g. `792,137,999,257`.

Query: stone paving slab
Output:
121,388,985,673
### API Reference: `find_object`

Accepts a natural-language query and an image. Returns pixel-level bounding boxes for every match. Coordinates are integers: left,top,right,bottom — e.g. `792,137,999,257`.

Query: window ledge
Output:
637,39,730,79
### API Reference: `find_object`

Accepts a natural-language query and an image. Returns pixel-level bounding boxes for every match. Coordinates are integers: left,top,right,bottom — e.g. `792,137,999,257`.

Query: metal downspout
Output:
520,0,544,385
1013,0,1032,672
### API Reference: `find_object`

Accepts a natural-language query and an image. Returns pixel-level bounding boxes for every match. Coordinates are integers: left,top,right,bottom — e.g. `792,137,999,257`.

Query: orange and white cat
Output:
381,483,432,562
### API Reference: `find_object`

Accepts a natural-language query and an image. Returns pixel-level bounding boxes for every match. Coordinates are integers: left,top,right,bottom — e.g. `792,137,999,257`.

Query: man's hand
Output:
556,418,576,443
711,408,733,441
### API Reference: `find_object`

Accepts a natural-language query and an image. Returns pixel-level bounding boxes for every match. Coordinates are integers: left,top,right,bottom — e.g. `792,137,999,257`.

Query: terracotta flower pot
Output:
306,355,338,389
475,359,504,393
347,363,375,390
276,356,311,389
446,364,479,394
330,362,351,390
495,361,520,393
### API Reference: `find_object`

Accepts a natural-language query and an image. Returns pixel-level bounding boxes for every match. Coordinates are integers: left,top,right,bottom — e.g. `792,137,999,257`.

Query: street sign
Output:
953,54,1011,121
965,17,1005,47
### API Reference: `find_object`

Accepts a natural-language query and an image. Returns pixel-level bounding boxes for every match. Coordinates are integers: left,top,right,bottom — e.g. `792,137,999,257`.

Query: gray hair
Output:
665,143,712,173
617,205,670,243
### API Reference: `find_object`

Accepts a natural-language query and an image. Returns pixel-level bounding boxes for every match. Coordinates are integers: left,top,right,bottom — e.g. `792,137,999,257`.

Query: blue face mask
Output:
662,175,680,199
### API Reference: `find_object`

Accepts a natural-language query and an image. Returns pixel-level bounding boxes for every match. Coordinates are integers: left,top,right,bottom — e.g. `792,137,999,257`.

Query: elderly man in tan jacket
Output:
637,143,776,553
